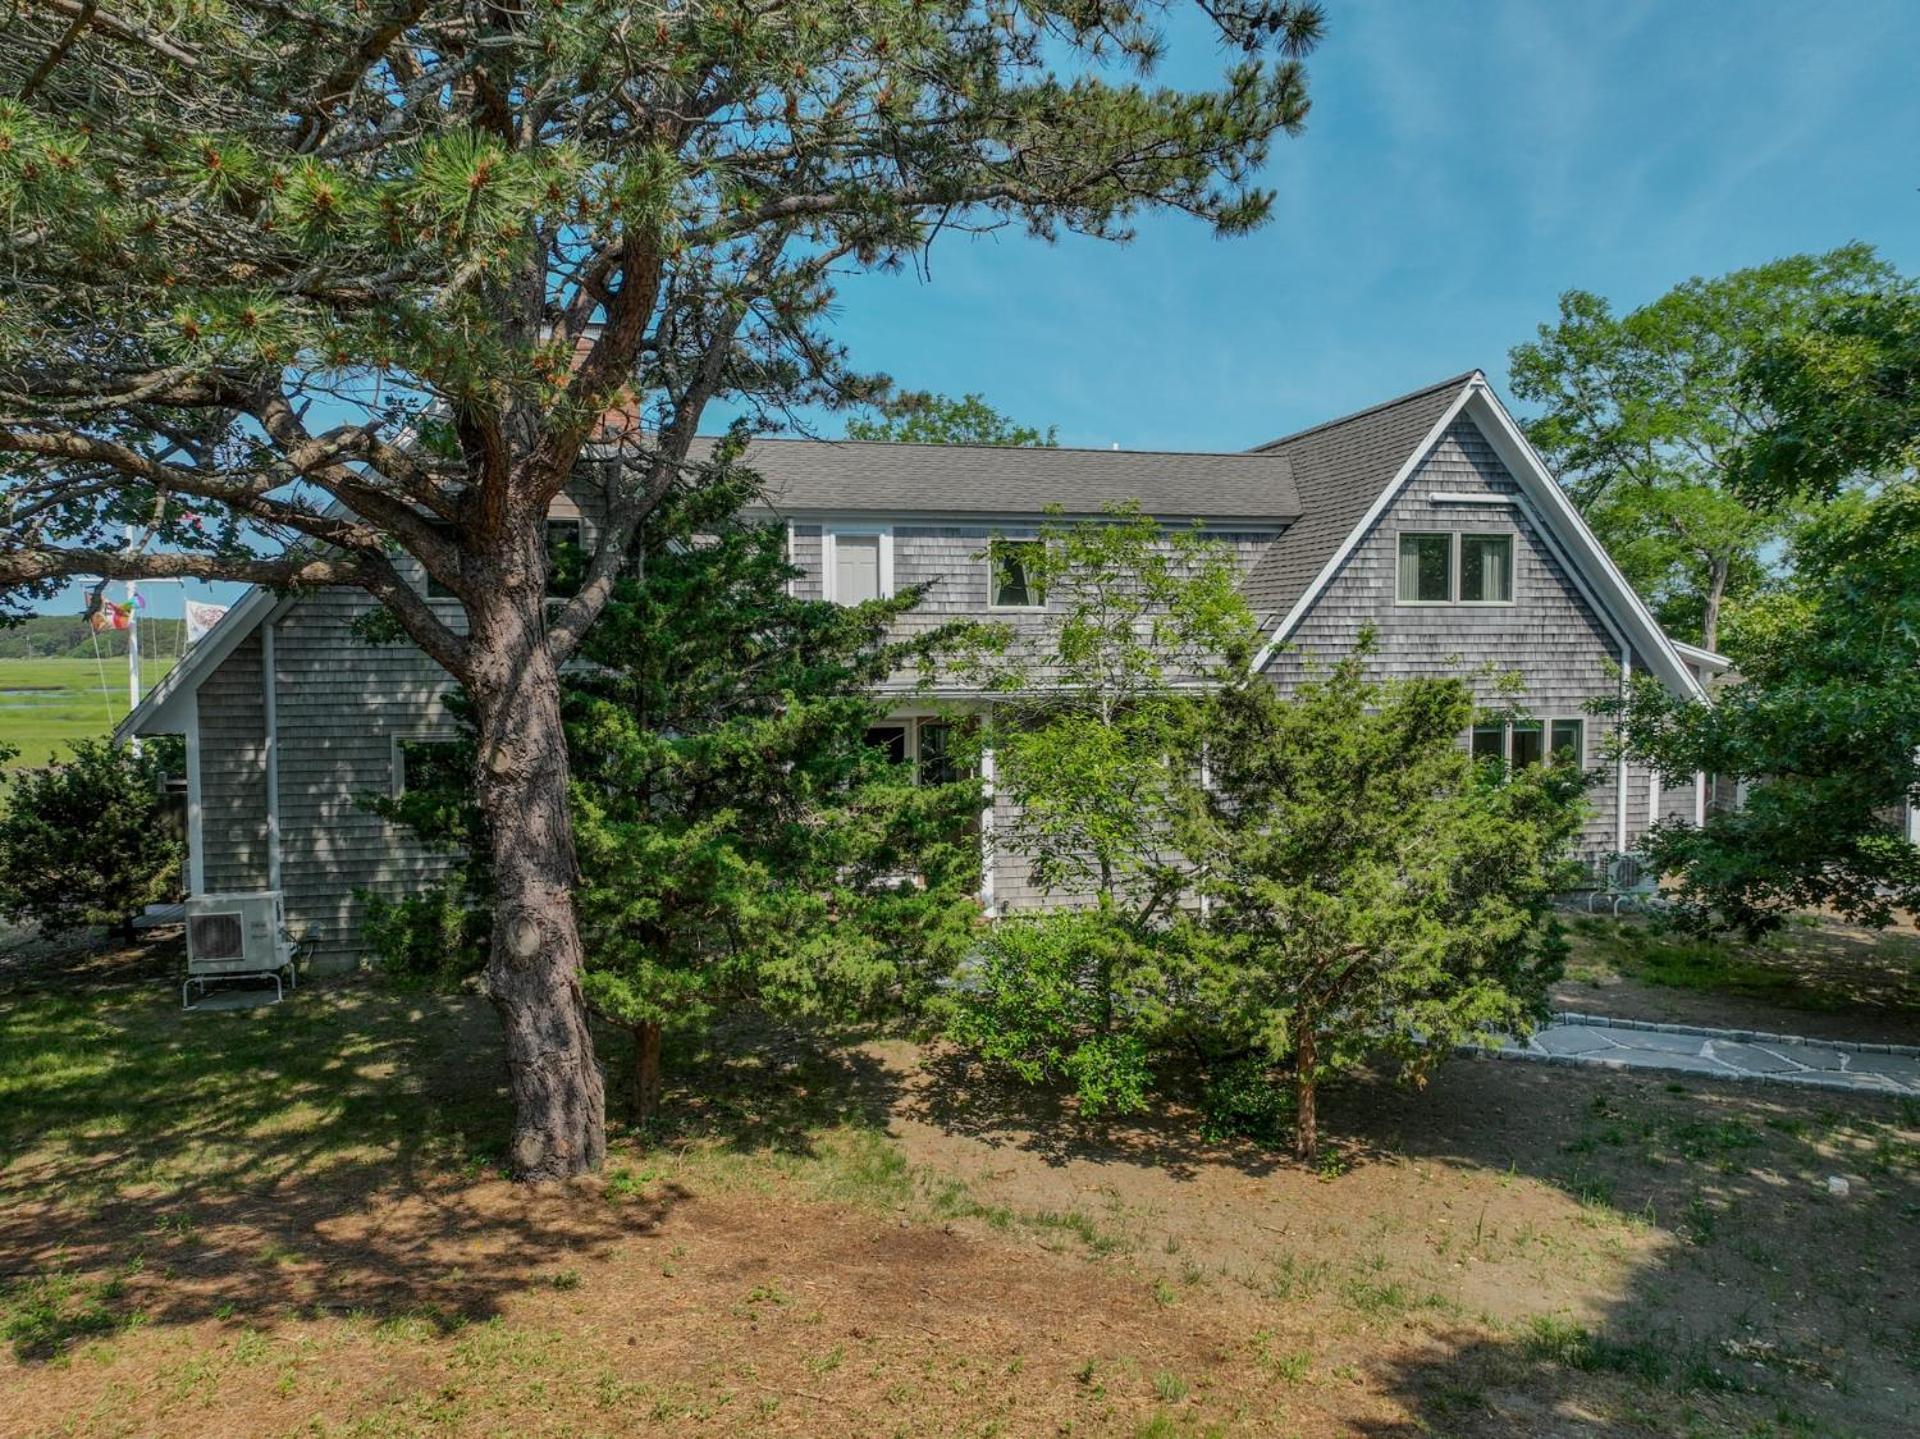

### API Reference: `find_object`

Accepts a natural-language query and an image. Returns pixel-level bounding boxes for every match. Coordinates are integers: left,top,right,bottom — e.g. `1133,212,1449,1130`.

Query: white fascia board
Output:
115,583,285,740
1460,382,1706,703
1250,378,1478,672
1671,639,1734,672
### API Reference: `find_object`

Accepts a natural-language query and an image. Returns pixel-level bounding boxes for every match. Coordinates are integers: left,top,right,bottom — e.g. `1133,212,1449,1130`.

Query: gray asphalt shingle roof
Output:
735,436,1301,521
1237,373,1477,625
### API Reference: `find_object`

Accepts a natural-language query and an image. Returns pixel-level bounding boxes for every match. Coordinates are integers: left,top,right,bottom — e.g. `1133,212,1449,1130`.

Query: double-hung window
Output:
1471,723,1506,763
863,717,969,786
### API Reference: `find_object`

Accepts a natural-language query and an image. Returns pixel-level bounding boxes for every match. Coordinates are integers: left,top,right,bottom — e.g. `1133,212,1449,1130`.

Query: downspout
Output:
1616,645,1631,854
262,619,282,892
184,695,206,896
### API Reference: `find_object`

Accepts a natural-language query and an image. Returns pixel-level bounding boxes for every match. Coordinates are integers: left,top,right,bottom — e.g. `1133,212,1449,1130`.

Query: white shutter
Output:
834,534,881,603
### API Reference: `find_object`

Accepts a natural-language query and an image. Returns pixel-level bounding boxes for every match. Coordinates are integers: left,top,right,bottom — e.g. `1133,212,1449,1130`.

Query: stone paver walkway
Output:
1491,1012,1920,1097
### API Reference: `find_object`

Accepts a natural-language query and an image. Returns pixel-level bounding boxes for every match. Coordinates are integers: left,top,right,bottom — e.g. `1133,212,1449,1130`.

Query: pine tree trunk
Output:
470,581,606,1181
630,1021,663,1126
1293,1021,1318,1162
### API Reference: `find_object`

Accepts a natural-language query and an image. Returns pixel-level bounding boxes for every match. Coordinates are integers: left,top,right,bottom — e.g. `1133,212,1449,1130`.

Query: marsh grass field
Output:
1,920,1916,1437
0,658,178,768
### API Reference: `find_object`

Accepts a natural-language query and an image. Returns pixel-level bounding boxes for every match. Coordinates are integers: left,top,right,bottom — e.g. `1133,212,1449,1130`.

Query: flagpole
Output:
125,527,142,757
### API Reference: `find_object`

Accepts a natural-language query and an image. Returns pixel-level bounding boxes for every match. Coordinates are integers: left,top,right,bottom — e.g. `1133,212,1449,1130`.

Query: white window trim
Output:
1396,530,1516,607
821,524,894,604
985,536,1047,611
1470,716,1588,768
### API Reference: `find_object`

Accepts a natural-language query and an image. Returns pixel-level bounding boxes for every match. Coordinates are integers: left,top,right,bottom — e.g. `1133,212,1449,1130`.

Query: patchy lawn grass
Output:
2,934,1917,1437
1560,912,1920,1045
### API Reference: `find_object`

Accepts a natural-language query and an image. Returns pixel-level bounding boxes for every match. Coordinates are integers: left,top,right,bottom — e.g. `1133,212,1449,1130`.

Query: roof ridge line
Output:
1247,371,1483,452
732,435,1290,461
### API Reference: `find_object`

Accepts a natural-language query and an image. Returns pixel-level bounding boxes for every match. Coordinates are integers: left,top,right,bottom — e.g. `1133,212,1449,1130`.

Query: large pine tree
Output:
0,0,1325,1175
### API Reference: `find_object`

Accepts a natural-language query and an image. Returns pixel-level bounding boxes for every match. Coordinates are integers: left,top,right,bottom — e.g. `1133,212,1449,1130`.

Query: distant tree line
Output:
0,614,185,660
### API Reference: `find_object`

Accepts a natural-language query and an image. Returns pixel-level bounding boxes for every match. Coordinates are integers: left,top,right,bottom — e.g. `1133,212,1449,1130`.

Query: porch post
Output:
1615,646,1631,852
184,694,206,896
978,705,996,916
263,618,283,892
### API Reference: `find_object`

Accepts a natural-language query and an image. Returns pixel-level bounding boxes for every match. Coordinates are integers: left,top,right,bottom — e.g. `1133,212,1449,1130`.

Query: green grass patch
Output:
1518,1314,1737,1395
1565,914,1920,1016
0,657,178,768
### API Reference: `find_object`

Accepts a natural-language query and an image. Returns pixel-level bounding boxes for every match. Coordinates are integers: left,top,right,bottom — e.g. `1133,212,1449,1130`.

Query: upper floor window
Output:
827,529,891,605
1397,531,1514,605
1460,534,1513,603
1398,533,1452,603
989,539,1045,609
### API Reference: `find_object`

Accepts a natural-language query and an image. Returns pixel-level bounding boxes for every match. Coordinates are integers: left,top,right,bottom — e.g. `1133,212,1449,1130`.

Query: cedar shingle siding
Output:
1266,415,1653,856
143,375,1711,965
272,588,462,968
196,633,271,894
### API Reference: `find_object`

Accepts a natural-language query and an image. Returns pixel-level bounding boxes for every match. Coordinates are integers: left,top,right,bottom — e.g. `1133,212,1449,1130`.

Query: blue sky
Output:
816,0,1920,451
54,0,1920,619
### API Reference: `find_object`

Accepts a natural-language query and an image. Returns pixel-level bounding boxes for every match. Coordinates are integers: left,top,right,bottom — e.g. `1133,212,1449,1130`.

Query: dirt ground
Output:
2,925,1917,1438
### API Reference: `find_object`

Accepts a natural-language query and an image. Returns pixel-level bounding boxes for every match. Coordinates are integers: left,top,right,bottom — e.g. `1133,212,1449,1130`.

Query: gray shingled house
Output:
119,372,1730,970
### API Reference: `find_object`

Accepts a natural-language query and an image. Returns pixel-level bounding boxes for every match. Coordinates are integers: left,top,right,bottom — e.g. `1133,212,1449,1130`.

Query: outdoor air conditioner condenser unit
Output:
183,891,297,1006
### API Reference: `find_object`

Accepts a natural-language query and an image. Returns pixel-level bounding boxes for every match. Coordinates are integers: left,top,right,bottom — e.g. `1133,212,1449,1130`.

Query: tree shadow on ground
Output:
902,1043,1285,1181
0,947,679,1360
638,1014,906,1160
895,1031,1918,1435
1344,1062,1920,1436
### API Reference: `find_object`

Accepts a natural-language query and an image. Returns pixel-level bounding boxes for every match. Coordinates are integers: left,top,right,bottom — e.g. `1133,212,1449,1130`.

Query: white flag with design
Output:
185,601,230,645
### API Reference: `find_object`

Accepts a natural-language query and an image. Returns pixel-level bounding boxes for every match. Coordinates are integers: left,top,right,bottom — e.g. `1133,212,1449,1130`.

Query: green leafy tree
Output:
0,738,183,939
1184,641,1587,1158
0,0,1326,1175
1509,245,1896,651
1609,288,1920,935
847,392,1058,447
946,506,1256,1114
375,478,984,1124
